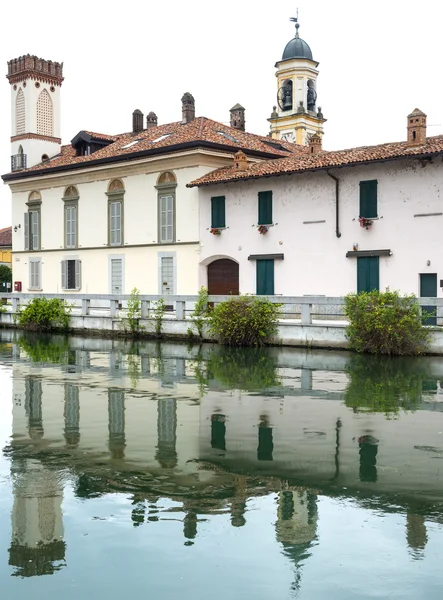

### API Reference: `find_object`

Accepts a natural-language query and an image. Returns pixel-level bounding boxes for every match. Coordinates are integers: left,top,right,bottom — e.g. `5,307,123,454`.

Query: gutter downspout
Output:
327,170,341,238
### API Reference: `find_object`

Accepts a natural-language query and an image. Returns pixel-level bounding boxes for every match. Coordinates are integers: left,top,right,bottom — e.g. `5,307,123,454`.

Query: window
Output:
156,172,177,243
16,88,25,135
63,186,79,249
258,191,273,225
256,259,274,295
24,191,42,251
211,196,226,228
359,180,378,218
61,259,81,290
110,257,124,294
106,179,125,246
29,258,41,290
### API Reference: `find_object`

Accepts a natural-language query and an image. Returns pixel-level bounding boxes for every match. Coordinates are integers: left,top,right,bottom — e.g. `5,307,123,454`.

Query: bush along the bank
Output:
17,297,72,332
208,295,281,347
345,289,431,356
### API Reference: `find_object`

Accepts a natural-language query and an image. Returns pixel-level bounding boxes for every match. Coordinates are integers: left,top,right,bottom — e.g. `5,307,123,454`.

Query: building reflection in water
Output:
64,383,80,447
108,389,126,459
25,377,43,440
406,512,428,560
156,398,177,468
211,413,226,452
358,434,379,482
275,488,318,596
257,414,274,461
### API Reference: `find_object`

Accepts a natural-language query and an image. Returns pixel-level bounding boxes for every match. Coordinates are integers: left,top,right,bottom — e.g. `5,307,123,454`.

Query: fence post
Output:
110,299,119,318
82,299,90,316
12,297,19,313
176,300,185,320
141,300,150,318
301,303,312,325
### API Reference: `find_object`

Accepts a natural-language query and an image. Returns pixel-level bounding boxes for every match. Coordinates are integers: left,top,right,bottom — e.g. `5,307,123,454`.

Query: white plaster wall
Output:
198,157,443,297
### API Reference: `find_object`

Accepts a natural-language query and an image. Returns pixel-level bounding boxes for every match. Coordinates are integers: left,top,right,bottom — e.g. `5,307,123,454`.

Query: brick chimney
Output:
132,109,144,133
234,150,248,171
309,133,322,154
181,92,195,124
230,103,245,131
146,111,158,129
407,108,427,146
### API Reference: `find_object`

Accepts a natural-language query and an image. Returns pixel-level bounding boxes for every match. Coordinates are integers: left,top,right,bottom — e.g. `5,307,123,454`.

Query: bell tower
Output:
268,18,325,145
6,54,63,171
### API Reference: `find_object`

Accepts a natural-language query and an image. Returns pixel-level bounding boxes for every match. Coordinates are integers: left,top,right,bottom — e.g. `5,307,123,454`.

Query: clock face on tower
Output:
281,132,295,143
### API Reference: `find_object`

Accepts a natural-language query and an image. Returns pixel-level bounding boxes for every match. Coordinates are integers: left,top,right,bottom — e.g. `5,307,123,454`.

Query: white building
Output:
192,110,443,310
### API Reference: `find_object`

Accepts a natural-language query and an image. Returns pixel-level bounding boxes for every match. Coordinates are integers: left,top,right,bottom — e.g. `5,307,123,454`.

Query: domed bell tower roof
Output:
282,18,314,61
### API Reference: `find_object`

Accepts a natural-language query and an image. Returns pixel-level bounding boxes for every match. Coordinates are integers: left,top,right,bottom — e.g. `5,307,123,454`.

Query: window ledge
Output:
256,222,275,227
208,227,228,230
27,288,43,292
358,216,379,220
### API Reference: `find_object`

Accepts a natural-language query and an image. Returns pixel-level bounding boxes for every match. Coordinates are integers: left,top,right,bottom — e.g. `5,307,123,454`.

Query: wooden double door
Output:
207,259,239,296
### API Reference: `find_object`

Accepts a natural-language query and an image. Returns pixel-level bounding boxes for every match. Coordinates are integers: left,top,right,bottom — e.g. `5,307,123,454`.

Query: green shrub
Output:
208,295,281,347
120,288,143,336
189,287,209,339
152,298,166,337
17,297,71,332
345,289,431,356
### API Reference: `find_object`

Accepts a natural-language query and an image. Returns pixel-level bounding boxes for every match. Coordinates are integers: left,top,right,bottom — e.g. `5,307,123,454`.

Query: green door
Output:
256,259,274,295
420,273,437,326
357,256,379,293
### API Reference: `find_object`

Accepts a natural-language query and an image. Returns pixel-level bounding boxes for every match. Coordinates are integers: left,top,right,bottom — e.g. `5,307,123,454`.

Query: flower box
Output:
358,217,373,230
257,225,269,235
210,228,221,235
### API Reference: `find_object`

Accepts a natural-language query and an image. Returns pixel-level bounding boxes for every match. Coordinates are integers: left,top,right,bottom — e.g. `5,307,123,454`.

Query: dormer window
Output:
71,131,113,157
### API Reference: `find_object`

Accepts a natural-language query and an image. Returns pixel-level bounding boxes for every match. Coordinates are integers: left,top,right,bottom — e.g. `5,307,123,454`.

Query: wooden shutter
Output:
110,201,122,246
31,210,39,250
30,260,40,289
75,259,81,290
258,191,273,225
160,195,174,242
359,181,378,218
24,212,29,250
65,205,76,248
211,196,226,228
357,256,379,293
256,259,275,295
61,260,67,289
111,259,122,293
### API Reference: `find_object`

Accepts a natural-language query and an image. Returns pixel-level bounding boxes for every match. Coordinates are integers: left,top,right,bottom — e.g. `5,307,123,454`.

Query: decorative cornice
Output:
7,55,63,86
11,133,61,144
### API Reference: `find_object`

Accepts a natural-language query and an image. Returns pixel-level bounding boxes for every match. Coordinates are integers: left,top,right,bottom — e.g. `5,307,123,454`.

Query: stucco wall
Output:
199,157,443,296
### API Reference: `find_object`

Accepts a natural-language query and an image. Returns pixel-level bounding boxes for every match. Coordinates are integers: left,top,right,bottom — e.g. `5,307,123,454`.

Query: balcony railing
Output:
11,153,27,171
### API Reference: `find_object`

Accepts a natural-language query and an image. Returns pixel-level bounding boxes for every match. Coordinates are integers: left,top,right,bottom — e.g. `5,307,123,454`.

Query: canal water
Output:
0,331,443,599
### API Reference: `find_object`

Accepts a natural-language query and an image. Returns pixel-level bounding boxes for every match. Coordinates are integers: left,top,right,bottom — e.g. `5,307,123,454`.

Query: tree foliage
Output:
0,265,12,287
208,295,281,347
345,289,431,356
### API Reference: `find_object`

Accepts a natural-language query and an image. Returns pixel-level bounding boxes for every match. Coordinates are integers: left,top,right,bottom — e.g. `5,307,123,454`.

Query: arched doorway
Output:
207,259,239,295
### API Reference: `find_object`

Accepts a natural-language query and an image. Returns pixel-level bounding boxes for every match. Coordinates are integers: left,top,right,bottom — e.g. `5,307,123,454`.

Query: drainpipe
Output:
327,170,341,238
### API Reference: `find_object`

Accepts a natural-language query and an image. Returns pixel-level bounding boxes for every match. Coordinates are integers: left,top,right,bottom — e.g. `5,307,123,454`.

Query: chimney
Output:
230,103,246,131
234,150,248,172
309,133,322,154
181,92,195,124
146,111,158,129
407,108,427,145
132,109,144,133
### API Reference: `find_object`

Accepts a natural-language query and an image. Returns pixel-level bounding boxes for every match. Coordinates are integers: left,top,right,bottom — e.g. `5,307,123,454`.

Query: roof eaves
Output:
188,149,443,188
1,140,289,182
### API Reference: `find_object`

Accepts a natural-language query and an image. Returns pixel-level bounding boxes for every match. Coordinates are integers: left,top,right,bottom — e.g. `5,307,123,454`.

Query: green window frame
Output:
211,196,226,228
258,191,273,225
256,259,275,295
359,180,378,219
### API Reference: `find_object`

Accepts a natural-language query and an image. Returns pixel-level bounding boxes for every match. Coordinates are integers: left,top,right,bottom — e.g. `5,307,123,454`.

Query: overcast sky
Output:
1,0,442,228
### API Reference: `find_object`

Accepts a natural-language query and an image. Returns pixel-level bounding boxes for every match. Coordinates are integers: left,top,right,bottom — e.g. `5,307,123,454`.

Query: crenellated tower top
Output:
7,55,64,87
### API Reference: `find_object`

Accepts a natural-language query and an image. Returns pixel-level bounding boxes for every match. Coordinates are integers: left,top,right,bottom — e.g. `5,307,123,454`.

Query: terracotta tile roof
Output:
0,226,12,247
3,118,306,179
188,135,443,187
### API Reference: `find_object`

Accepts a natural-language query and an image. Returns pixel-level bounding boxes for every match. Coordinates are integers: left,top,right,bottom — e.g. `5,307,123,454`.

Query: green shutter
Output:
357,256,379,293
359,180,378,218
258,191,273,225
256,259,274,295
211,196,226,228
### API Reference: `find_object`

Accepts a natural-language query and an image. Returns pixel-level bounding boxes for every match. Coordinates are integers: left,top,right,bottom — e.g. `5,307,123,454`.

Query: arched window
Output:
37,89,53,136
25,191,42,251
107,180,125,246
156,172,177,243
16,88,25,135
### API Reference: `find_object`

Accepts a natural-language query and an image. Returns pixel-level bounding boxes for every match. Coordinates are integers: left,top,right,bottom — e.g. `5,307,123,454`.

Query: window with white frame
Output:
61,259,81,290
29,258,41,290
63,186,79,249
